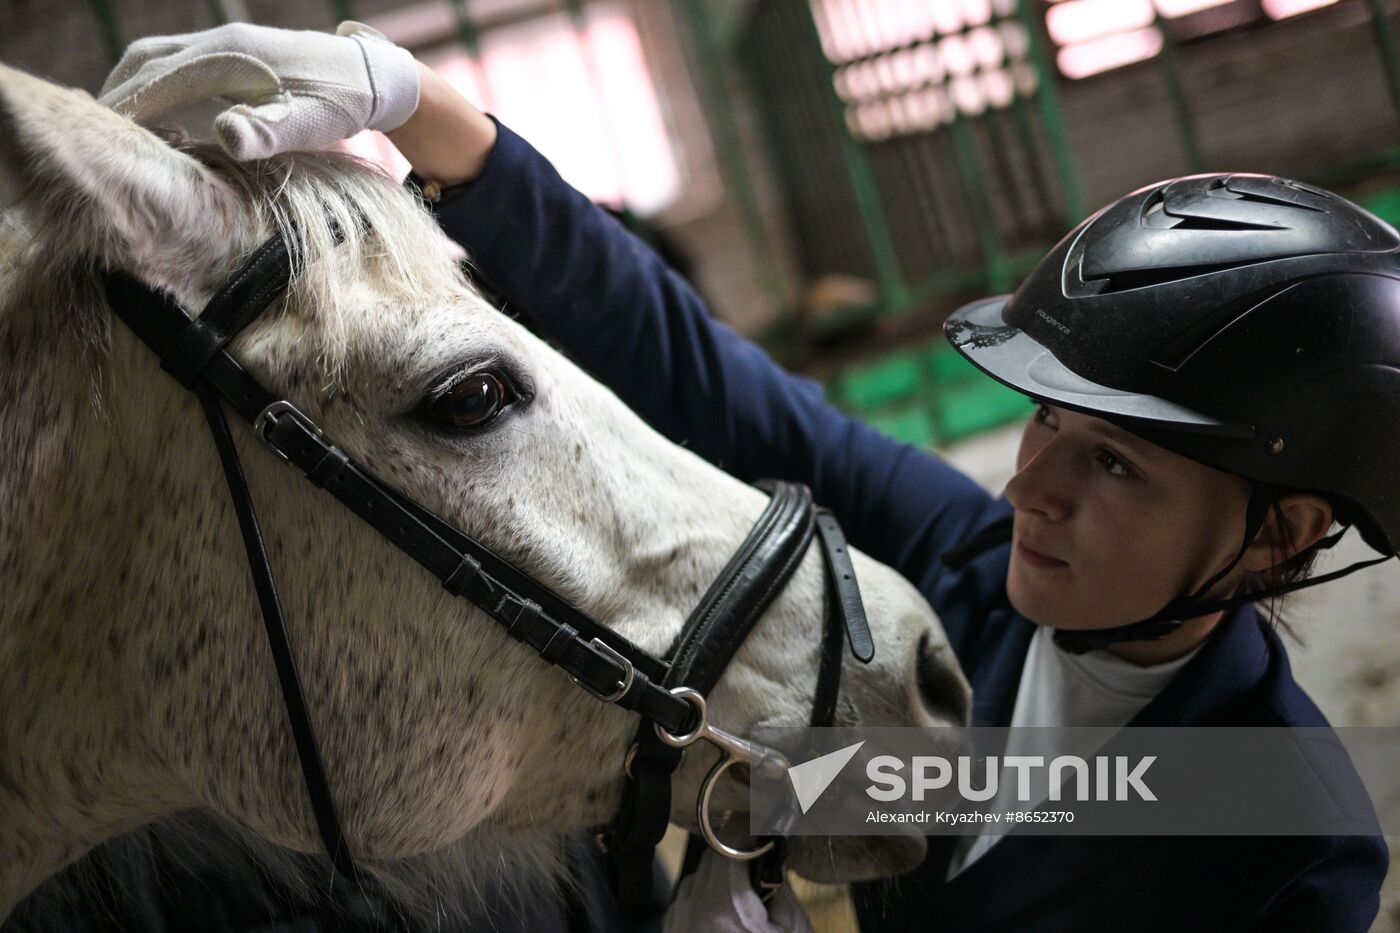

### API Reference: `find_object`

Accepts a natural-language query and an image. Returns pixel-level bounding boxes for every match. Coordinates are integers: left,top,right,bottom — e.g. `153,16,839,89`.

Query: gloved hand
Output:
98,21,419,160
662,849,815,933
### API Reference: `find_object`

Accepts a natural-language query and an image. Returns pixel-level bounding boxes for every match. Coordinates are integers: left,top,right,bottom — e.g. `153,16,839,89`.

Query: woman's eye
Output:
1032,404,1134,478
428,372,512,430
1097,449,1132,478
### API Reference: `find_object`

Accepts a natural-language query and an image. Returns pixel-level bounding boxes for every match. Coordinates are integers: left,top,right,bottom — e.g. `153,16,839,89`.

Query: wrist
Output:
388,63,498,187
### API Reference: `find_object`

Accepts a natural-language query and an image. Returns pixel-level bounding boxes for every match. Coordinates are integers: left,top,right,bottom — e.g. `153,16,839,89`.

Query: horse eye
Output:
428,372,512,430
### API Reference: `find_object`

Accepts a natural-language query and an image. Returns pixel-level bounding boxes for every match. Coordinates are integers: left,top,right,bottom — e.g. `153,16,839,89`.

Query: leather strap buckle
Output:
254,400,322,463
572,638,635,703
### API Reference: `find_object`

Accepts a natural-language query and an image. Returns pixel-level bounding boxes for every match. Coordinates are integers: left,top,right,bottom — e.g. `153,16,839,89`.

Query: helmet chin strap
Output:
1053,487,1393,655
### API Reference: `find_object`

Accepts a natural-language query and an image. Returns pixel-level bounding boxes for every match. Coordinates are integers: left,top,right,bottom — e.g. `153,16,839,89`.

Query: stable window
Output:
809,0,1037,140
1044,0,1340,80
344,0,680,215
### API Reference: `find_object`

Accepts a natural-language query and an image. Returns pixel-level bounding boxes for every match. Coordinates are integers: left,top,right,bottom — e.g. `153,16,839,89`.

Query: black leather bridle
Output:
99,224,874,906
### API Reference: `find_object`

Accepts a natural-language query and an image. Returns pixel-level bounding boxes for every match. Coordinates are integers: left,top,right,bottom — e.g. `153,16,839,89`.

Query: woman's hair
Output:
1242,491,1336,643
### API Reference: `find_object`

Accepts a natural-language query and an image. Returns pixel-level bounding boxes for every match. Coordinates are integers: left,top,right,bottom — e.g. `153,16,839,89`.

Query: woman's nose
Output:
1005,440,1071,522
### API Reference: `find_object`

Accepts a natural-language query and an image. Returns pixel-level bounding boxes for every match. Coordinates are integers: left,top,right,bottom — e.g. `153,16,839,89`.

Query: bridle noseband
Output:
100,224,874,904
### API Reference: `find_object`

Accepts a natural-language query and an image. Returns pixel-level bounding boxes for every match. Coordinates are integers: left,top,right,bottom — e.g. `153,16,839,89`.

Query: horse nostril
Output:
915,632,971,726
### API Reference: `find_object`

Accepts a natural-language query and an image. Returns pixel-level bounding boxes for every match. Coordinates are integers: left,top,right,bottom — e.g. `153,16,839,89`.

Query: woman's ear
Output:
1243,493,1335,573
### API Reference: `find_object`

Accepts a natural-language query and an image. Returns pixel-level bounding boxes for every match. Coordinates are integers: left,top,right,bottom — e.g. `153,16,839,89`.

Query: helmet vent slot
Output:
1087,261,1256,293
1227,187,1328,212
1166,215,1282,232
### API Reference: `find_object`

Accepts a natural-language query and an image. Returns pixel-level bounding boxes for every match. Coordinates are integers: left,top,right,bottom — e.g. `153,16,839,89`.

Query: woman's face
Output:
1003,403,1254,632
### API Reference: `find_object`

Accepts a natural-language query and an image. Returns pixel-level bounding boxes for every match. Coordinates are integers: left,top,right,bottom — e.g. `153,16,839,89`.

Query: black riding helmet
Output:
943,173,1400,653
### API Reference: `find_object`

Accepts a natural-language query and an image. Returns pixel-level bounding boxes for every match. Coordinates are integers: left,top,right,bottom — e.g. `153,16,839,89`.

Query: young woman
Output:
94,22,1393,932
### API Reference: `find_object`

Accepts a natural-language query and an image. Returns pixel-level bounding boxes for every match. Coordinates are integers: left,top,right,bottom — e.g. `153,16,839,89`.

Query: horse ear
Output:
0,62,237,275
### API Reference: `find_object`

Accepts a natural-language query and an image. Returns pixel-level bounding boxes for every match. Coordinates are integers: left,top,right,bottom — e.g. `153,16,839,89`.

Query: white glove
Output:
662,850,815,933
98,21,419,160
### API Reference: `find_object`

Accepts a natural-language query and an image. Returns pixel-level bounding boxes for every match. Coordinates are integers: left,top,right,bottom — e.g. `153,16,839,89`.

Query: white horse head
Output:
0,63,968,919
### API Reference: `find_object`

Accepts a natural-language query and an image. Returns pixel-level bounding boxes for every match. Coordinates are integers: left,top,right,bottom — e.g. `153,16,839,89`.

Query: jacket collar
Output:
974,602,1270,728
1127,602,1270,727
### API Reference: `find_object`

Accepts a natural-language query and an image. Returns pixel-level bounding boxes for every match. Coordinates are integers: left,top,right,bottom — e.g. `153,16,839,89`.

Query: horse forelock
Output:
1,132,473,394
166,139,476,390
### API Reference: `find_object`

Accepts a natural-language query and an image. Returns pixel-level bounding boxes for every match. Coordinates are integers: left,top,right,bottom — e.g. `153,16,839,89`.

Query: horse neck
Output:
0,291,199,914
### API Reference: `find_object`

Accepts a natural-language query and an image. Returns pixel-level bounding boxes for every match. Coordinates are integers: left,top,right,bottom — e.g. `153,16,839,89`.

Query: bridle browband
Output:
99,224,874,904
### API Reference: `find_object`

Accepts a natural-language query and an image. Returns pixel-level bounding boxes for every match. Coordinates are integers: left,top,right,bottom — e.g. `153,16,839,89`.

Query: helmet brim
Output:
944,296,1254,438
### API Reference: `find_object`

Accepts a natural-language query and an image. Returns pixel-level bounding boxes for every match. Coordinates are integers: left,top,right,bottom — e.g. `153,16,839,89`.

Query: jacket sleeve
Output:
420,119,999,604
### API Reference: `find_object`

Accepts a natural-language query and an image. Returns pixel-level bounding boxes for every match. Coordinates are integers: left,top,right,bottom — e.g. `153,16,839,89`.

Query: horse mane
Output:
5,811,574,928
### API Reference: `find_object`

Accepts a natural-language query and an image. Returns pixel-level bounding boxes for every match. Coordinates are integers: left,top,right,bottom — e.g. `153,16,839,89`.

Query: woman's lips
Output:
1015,537,1068,569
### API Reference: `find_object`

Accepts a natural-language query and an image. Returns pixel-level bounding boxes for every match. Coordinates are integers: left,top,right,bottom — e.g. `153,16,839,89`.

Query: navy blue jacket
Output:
427,120,1389,932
